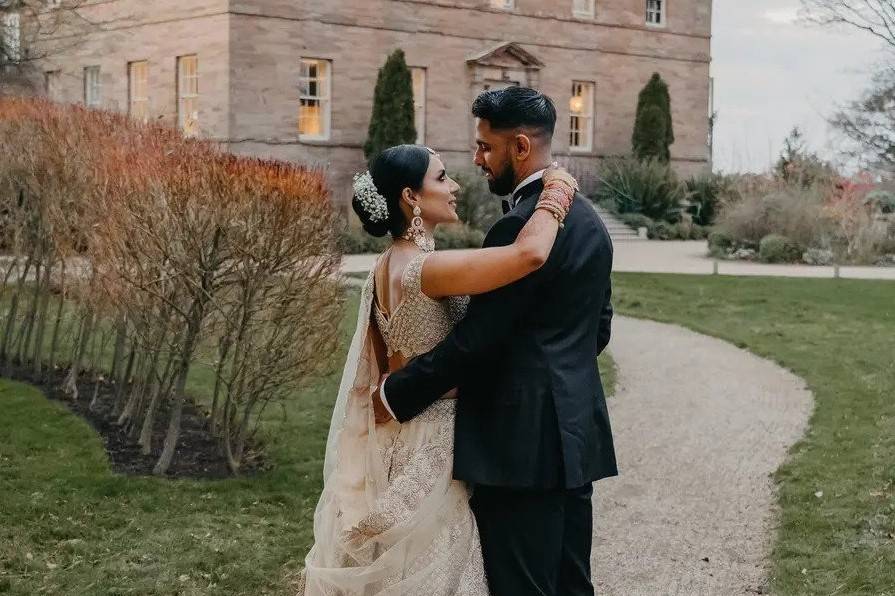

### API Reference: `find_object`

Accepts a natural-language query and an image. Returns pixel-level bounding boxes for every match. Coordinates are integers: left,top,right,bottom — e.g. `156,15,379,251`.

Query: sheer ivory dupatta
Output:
301,271,396,593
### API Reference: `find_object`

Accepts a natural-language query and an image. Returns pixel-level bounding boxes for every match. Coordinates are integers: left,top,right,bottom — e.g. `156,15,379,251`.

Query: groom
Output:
375,86,617,595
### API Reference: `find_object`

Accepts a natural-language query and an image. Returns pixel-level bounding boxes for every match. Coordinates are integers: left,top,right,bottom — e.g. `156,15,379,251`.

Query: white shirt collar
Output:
512,169,547,200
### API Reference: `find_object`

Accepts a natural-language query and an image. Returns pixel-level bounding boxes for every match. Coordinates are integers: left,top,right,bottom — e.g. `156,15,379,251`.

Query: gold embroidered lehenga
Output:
299,252,488,596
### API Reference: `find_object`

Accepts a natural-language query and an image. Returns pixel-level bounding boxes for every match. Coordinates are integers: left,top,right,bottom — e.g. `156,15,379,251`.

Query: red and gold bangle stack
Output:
536,177,576,229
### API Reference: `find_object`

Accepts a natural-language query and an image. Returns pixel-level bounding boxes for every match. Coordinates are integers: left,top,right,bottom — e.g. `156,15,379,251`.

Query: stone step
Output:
590,203,644,241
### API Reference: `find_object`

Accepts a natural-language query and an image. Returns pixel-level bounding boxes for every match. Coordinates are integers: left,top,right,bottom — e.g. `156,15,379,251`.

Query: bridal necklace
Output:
400,205,435,253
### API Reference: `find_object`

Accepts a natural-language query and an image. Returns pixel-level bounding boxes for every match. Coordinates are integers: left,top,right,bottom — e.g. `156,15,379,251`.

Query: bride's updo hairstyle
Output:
352,144,432,238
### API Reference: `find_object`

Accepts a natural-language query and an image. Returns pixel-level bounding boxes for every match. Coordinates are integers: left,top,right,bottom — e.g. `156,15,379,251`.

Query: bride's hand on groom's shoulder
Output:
543,164,578,194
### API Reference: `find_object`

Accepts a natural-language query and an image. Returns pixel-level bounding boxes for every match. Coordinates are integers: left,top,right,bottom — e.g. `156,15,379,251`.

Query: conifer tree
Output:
632,73,675,162
364,49,417,161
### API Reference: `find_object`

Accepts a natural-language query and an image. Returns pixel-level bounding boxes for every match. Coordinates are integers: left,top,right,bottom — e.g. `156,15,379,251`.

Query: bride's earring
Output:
405,205,435,252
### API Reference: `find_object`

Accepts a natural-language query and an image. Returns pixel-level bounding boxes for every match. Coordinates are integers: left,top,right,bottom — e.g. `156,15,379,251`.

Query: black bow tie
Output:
503,179,544,215
503,191,524,214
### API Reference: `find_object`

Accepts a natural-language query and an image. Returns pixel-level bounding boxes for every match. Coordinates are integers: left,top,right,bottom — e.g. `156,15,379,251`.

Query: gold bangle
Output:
544,179,576,195
537,197,569,218
536,202,567,226
540,187,573,211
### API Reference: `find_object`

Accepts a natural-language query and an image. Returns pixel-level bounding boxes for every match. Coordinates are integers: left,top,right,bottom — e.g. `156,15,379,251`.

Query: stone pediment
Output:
466,42,545,69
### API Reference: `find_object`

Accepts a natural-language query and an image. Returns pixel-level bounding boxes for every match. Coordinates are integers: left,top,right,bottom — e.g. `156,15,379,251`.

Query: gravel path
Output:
592,316,813,595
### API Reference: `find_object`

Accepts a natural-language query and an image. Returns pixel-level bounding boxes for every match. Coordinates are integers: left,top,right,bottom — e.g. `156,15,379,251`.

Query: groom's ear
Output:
512,132,532,162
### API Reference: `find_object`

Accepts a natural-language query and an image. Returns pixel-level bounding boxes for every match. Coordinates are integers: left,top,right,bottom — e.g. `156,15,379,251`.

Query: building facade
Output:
33,0,713,208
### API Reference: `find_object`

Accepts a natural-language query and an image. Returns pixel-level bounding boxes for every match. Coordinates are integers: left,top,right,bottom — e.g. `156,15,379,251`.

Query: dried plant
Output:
0,97,342,475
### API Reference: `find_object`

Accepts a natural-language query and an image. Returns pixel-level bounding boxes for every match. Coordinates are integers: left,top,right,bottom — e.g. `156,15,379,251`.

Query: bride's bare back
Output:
372,245,468,378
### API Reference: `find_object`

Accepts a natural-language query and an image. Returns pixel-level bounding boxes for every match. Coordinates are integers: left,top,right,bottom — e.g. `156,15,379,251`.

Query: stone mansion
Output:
31,0,713,208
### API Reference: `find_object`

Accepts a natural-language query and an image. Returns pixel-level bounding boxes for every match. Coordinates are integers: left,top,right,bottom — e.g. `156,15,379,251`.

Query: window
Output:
490,0,514,9
128,60,149,123
177,55,199,137
569,81,594,152
2,12,21,63
411,67,426,145
299,58,331,140
44,70,61,101
83,66,101,108
646,0,665,26
573,0,595,18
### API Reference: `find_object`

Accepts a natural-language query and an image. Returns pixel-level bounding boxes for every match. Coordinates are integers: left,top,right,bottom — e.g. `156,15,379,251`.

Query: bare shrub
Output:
716,168,892,264
717,186,833,249
0,97,342,475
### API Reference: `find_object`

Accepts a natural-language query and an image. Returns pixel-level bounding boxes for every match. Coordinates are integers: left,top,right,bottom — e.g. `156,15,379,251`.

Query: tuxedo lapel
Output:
510,178,545,212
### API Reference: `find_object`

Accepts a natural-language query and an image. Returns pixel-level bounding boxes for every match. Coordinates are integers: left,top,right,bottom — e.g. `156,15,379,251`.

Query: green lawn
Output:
1,274,892,595
598,350,617,400
612,273,895,595
0,291,362,596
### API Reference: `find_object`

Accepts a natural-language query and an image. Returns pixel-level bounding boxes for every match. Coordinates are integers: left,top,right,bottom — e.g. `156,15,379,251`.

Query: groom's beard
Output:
486,162,516,197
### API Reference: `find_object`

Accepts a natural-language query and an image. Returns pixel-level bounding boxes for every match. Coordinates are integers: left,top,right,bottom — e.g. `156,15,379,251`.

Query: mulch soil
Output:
5,362,266,479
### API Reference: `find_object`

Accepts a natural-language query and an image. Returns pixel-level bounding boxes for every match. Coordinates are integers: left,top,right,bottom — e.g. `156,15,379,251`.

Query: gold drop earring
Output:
402,204,435,252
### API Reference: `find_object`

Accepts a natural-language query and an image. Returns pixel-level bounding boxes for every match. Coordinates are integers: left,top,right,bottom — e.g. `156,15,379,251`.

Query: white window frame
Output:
573,0,595,18
490,0,515,10
128,60,149,123
83,66,101,108
298,58,332,141
646,0,666,27
2,12,21,63
177,55,199,137
569,80,594,153
411,67,426,145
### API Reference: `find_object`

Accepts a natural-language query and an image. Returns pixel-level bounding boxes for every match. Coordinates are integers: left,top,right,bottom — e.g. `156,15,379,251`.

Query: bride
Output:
299,144,576,595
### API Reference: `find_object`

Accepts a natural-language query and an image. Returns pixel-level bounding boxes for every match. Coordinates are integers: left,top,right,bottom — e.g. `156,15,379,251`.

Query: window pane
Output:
411,67,426,144
298,59,330,138
570,81,594,150
178,56,199,136
647,0,664,24
299,100,322,136
129,61,149,123
84,66,101,107
45,71,61,101
573,0,594,17
3,13,21,61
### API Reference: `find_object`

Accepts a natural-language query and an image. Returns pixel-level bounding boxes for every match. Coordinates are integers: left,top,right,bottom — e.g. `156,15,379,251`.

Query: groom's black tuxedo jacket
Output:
384,178,618,490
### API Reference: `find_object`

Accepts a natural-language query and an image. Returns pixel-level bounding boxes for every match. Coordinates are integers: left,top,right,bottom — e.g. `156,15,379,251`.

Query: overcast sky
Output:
711,0,886,173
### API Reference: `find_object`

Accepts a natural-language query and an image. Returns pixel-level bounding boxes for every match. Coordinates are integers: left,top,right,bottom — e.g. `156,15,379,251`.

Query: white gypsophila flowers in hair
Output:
352,171,389,223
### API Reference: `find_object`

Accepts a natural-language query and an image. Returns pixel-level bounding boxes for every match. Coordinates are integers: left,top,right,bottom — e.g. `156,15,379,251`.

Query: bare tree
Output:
802,1,895,171
206,159,343,473
830,67,895,172
801,0,895,49
1,0,94,94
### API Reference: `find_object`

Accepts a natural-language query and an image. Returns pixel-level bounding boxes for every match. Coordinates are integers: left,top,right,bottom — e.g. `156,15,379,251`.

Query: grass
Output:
599,351,617,400
612,273,895,595
2,273,893,594
0,291,361,596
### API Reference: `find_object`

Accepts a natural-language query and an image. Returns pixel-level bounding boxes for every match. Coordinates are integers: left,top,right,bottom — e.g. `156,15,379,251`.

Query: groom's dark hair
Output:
471,86,557,138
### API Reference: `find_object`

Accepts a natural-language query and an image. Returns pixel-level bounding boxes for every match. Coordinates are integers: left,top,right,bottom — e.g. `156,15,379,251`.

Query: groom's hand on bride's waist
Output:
373,374,395,425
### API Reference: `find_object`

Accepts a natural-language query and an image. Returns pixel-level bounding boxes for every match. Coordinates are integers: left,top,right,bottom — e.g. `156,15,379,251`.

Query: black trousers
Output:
469,483,594,596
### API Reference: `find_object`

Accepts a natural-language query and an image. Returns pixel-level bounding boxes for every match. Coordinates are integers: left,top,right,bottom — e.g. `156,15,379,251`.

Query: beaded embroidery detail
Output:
373,253,469,359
